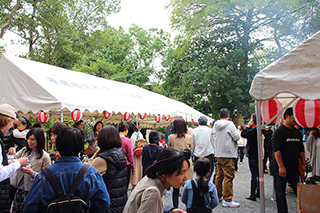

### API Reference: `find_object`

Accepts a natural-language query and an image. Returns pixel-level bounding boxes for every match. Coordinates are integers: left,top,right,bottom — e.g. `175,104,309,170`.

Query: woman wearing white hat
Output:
0,104,29,213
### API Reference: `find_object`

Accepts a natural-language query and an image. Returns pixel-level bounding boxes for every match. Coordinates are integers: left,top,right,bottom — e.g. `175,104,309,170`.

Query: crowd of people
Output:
0,103,317,213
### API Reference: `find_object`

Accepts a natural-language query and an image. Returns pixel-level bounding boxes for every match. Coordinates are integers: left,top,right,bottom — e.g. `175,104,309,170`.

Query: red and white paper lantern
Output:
155,114,162,123
102,110,112,119
71,109,83,122
37,111,50,123
293,99,320,128
164,115,171,121
139,113,147,120
260,99,283,124
123,112,130,120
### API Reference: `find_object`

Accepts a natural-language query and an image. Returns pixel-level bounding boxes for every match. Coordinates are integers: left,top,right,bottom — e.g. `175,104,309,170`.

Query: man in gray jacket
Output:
211,108,240,208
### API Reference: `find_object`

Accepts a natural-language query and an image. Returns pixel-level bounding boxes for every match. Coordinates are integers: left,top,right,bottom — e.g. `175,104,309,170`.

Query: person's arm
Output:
13,129,28,138
274,150,286,178
126,139,135,172
89,157,107,176
209,183,219,209
229,123,240,142
0,160,21,181
181,181,189,205
89,170,110,213
299,151,306,175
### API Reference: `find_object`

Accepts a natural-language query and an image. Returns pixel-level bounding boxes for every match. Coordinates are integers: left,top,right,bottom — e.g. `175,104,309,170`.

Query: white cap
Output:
0,103,16,119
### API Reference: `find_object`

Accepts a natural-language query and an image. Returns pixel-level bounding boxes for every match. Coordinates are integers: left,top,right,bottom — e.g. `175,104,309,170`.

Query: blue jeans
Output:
248,158,258,181
238,147,245,162
273,169,299,213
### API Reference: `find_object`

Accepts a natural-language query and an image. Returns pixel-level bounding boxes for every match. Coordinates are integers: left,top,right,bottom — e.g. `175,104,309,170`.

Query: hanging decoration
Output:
260,99,283,124
155,114,161,123
71,109,83,122
37,111,50,123
139,113,147,120
293,99,320,128
102,110,112,119
164,115,171,121
123,112,131,120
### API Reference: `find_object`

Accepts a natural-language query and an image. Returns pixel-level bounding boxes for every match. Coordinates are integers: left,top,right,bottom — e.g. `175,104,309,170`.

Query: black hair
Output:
48,122,68,135
73,120,83,128
148,130,159,145
126,121,138,138
198,116,207,126
252,113,257,125
93,121,103,132
194,158,211,197
219,108,229,119
283,107,293,120
56,127,84,156
32,123,41,128
146,147,190,179
19,117,32,129
26,128,45,159
118,121,129,133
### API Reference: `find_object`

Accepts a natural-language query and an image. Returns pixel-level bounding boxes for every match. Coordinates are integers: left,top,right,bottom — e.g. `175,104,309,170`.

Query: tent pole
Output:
61,110,63,122
256,100,265,213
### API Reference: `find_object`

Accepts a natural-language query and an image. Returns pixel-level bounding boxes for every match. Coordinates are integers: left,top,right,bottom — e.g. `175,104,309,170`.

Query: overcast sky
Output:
0,0,172,56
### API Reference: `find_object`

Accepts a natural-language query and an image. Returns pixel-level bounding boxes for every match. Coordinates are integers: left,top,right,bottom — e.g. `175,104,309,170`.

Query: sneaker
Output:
165,189,171,196
222,200,240,208
219,197,223,202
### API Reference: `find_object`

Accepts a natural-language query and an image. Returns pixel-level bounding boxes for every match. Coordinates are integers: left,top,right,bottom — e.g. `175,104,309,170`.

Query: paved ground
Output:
163,157,298,213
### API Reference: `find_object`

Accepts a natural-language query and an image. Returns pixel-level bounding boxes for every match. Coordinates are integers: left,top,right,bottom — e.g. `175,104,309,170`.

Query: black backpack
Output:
42,164,89,213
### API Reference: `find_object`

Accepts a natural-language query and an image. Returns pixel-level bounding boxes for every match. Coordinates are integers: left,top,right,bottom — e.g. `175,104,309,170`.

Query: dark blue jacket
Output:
24,156,110,213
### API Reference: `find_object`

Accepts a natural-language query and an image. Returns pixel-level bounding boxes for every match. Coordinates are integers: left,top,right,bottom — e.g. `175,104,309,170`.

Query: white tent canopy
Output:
249,30,320,213
250,30,320,102
0,54,213,126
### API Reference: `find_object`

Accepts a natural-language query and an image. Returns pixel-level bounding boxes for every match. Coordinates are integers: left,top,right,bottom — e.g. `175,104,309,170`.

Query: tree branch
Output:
0,0,21,39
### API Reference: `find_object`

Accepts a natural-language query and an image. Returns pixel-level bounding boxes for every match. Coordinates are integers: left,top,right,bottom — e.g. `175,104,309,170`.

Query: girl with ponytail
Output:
181,158,219,213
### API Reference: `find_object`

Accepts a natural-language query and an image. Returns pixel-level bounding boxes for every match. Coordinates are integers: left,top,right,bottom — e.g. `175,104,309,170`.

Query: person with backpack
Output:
142,130,163,176
181,158,219,213
24,128,110,213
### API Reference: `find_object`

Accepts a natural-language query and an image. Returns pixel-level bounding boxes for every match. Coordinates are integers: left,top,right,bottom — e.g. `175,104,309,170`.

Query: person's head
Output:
48,122,68,144
283,107,296,127
265,126,270,131
26,128,45,159
0,103,16,134
194,158,211,197
16,117,32,131
93,121,103,132
148,130,159,145
194,122,199,128
198,116,208,126
170,114,179,124
56,127,84,156
146,147,191,188
98,125,122,150
74,120,84,130
173,118,187,138
32,123,41,128
238,124,244,131
118,121,129,134
126,121,138,138
251,113,257,125
219,108,229,119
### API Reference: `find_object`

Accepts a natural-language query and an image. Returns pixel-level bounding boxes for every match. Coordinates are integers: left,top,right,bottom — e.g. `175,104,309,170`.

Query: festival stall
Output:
0,54,213,128
249,30,320,213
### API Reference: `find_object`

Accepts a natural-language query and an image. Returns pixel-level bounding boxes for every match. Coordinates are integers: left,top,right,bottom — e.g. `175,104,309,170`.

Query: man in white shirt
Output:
192,116,215,180
0,103,29,213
